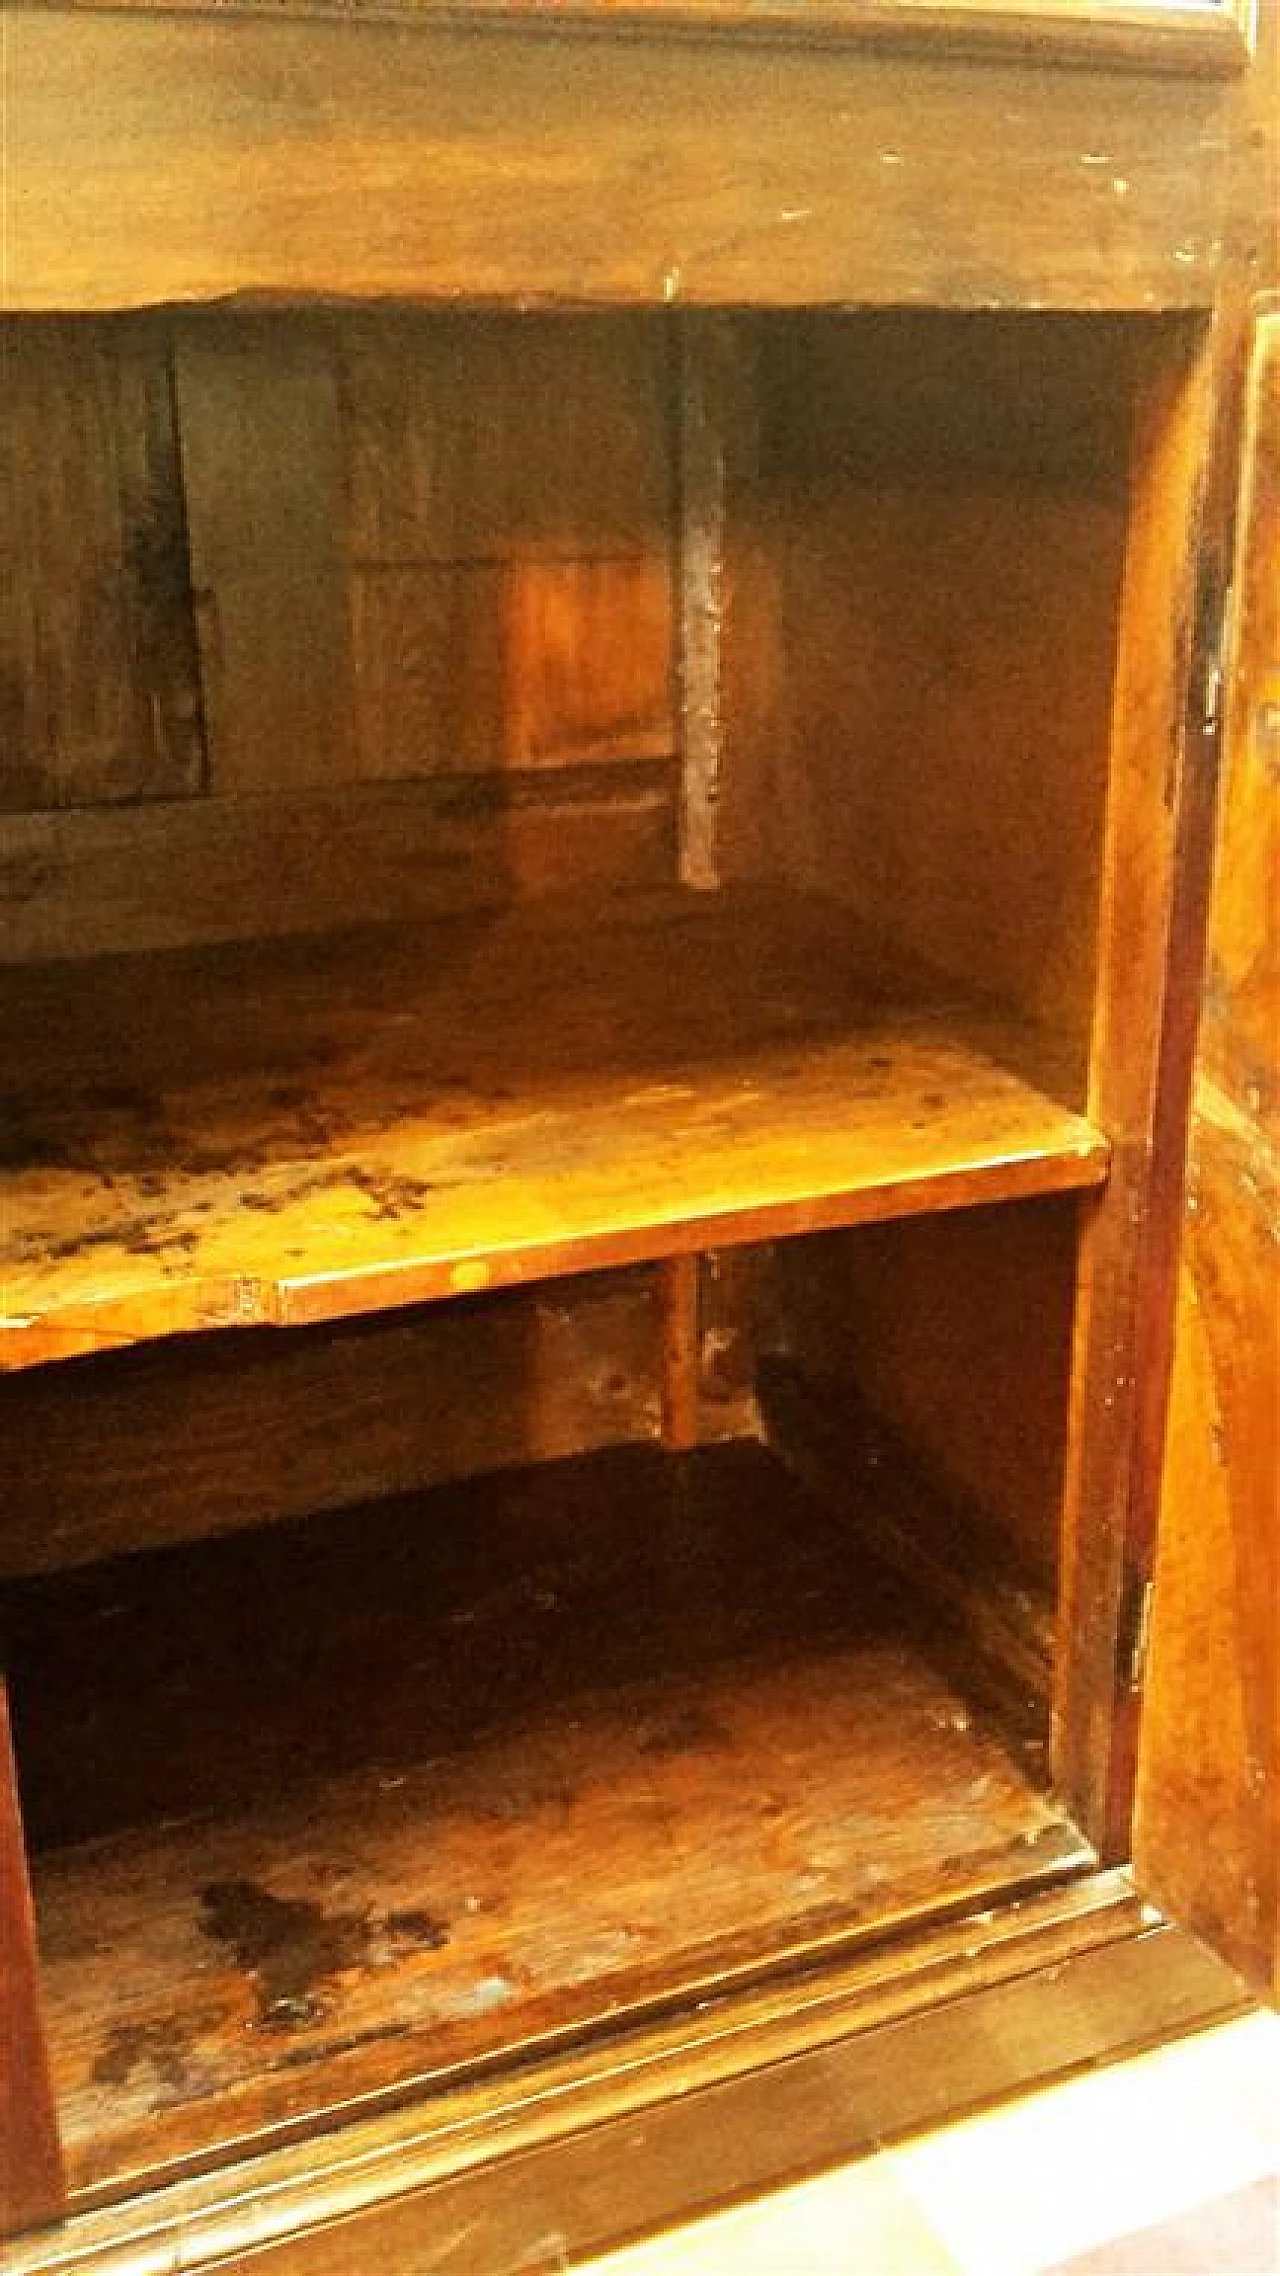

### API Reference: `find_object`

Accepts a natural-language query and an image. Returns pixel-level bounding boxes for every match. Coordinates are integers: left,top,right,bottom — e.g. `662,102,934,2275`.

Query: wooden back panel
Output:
718,311,1151,1082
1,311,676,963
710,314,1181,1601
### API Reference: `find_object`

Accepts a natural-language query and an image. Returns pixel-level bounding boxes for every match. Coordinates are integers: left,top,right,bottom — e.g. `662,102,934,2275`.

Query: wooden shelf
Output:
0,888,1108,1371
5,1441,1087,2198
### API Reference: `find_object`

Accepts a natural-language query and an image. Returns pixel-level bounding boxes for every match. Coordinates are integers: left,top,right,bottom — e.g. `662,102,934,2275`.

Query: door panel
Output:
1135,311,1280,1997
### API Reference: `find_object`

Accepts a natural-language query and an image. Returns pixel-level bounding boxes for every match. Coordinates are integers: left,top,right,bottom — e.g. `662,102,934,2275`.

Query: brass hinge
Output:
1118,1570,1156,1694
1196,577,1234,742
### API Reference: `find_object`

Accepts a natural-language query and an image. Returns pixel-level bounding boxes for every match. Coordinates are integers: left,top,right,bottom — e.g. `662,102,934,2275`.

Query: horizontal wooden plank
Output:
0,769,676,963
0,1276,665,1579
25,0,1255,77
0,888,1108,1370
4,10,1236,312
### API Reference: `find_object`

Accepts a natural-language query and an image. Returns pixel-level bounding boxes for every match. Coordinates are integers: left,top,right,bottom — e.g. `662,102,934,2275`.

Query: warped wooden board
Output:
0,890,1108,1370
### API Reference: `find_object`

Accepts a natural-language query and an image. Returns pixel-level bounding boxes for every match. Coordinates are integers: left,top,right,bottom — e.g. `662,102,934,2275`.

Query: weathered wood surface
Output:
1053,332,1222,1850
28,0,1255,73
718,310,1144,1083
0,1687,64,2239
764,1201,1080,1592
0,1274,665,1579
4,9,1238,313
6,1441,1084,2197
0,322,204,814
0,1877,1247,2276
174,314,673,792
757,1353,1058,1707
0,770,675,964
1135,312,1280,1996
0,890,1108,1371
0,310,678,960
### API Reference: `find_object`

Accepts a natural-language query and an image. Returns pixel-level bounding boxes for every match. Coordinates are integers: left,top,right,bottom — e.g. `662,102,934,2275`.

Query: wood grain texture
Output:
0,320,204,813
350,557,672,777
174,314,674,790
1054,330,1221,1849
4,1442,1080,2197
0,1688,64,2239
3,10,1237,314
763,1202,1080,1589
1,1877,1246,2276
708,313,1147,1641
677,319,754,889
718,311,1139,1082
26,0,1255,75
0,1275,664,1580
342,315,671,565
0,889,1108,1371
1135,312,1280,1996
0,771,675,964
174,324,355,795
72,1923,1240,2276
757,1354,1058,1712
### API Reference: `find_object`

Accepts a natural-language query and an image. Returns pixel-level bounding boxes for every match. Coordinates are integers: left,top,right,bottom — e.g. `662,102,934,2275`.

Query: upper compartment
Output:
1,305,1215,1370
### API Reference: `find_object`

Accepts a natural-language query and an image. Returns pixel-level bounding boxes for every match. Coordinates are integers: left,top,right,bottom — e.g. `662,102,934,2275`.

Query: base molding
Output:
4,1871,1251,2276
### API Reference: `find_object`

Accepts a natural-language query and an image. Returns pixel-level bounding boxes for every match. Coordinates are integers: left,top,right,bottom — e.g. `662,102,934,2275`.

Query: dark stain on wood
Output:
200,1881,450,2031
92,2017,199,2095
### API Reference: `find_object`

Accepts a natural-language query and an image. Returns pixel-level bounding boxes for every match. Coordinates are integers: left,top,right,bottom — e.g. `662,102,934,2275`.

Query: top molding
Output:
44,0,1255,73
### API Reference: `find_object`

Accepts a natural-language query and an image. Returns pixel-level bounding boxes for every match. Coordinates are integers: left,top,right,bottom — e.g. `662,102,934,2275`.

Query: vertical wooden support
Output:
1054,329,1226,1854
677,318,754,892
0,1682,63,2238
659,1255,702,1453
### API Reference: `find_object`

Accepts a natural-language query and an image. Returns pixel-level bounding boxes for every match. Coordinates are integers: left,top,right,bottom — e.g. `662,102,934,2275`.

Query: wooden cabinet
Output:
0,6,1275,2267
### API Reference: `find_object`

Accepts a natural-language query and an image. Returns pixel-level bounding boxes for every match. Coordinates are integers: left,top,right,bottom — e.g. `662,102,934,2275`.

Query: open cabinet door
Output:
1135,309,1279,2001
0,1682,64,2234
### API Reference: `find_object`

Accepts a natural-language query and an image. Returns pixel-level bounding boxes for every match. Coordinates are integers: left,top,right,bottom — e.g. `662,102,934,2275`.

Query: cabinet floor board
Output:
1,1442,1082,2201
1,887,1108,1371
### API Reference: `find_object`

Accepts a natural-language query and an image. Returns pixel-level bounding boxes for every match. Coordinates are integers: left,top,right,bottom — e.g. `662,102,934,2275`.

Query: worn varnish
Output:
3,11,1238,314
1135,312,1280,1995
0,888,1107,1371
27,0,1255,73
1,1,1276,2238
1052,332,1222,1849
174,314,674,792
2,1441,1085,2198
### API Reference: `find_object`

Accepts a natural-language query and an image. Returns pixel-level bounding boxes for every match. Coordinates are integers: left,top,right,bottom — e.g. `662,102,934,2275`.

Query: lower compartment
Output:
3,1438,1088,2205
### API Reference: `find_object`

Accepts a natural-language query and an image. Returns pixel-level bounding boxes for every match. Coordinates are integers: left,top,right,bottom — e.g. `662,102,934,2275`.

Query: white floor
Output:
583,2012,1280,2276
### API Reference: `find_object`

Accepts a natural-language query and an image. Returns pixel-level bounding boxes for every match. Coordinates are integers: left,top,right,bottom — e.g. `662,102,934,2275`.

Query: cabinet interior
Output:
0,303,1205,2204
